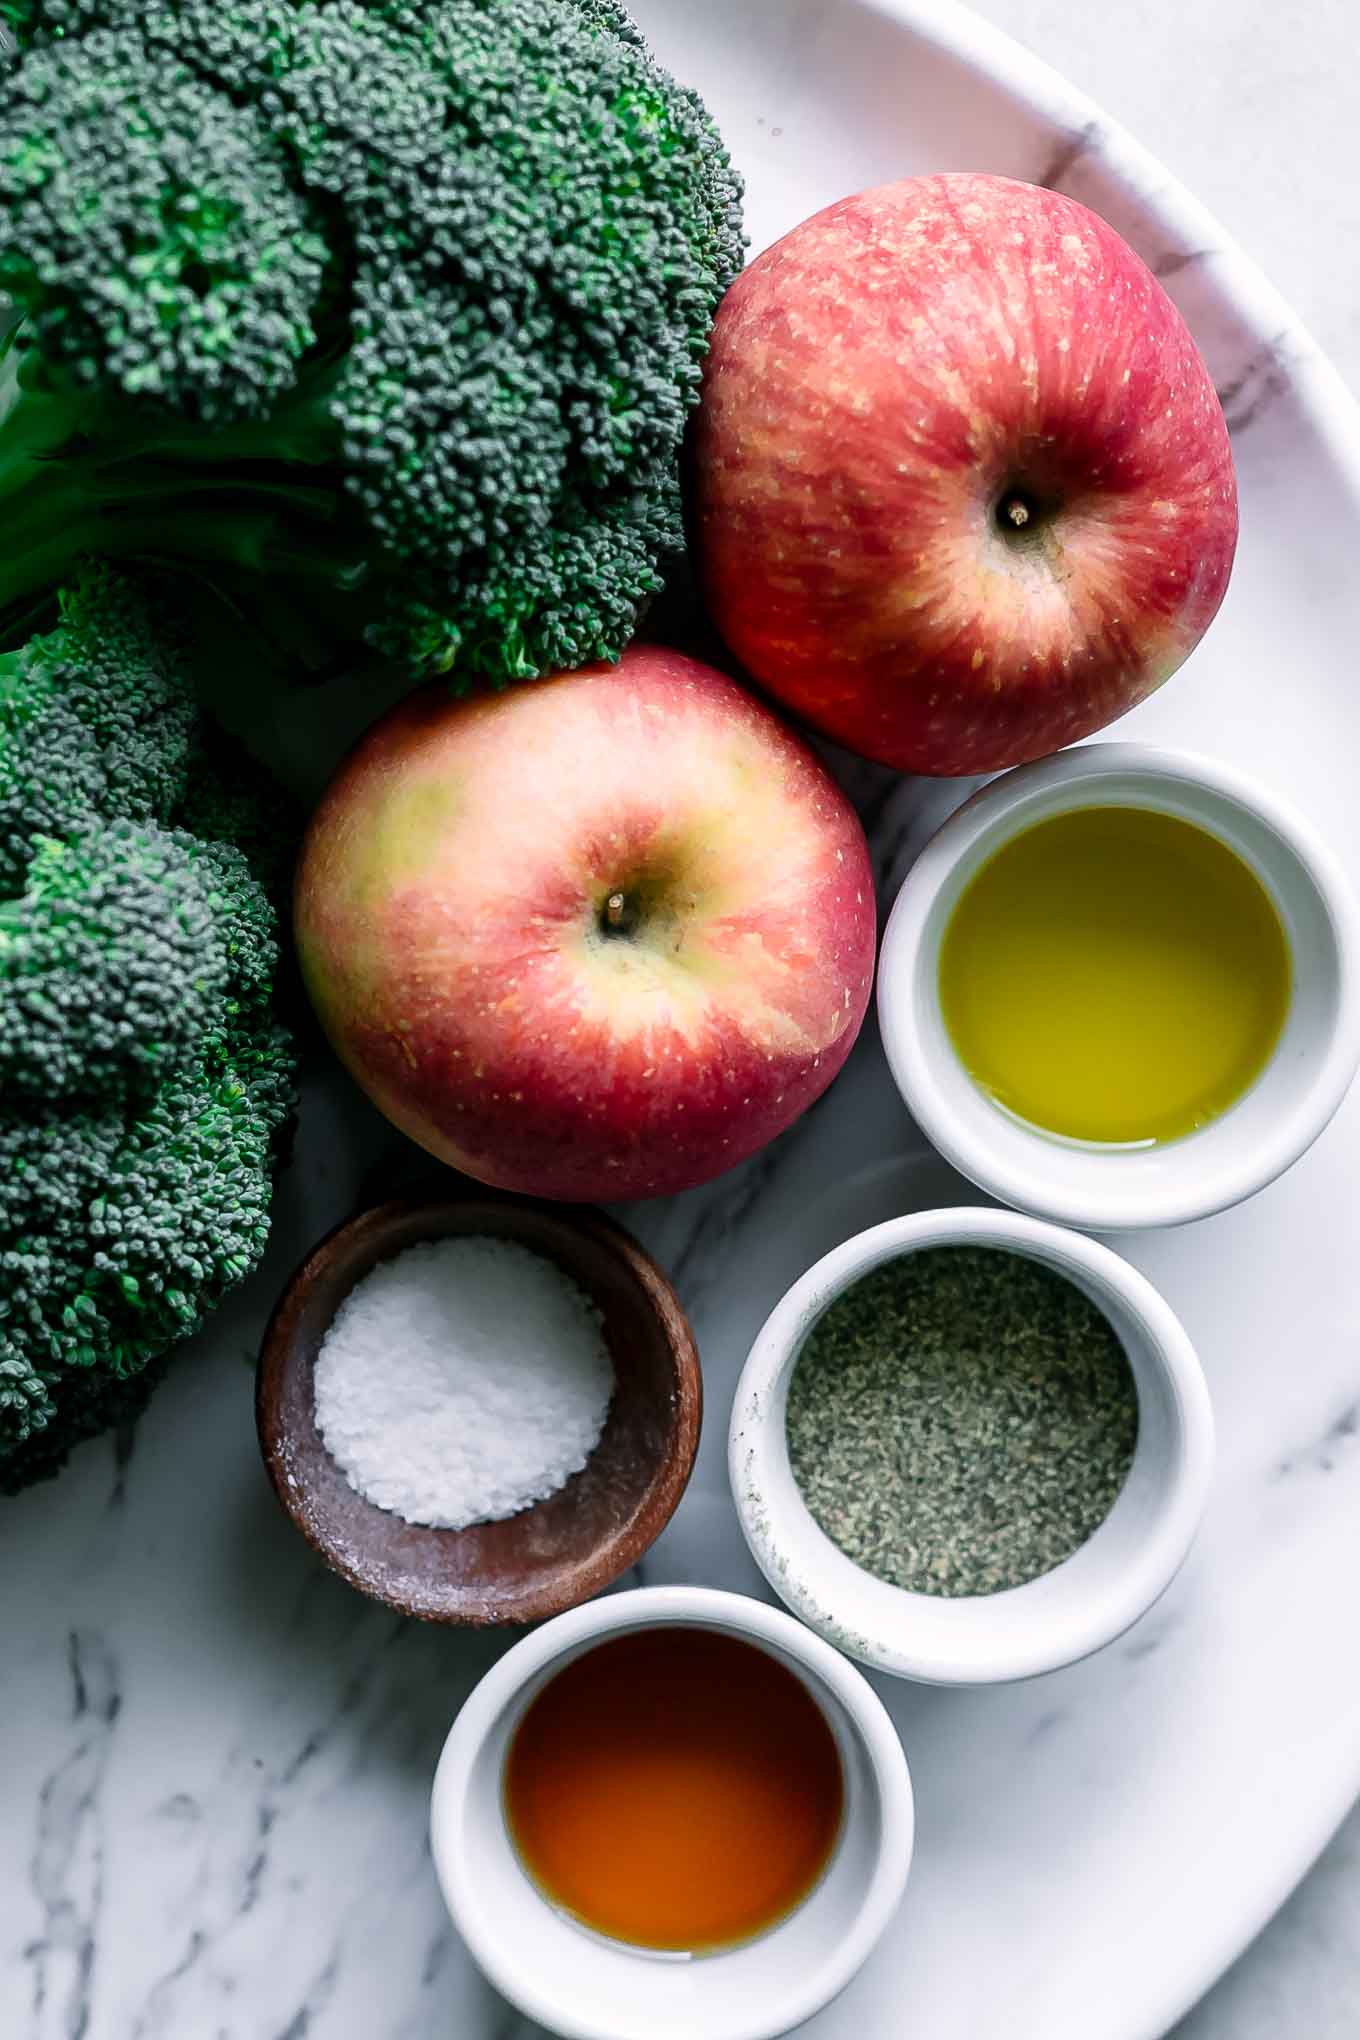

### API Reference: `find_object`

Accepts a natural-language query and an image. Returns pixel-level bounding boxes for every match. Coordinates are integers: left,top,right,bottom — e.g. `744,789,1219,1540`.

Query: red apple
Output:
692,172,1238,776
295,645,875,1201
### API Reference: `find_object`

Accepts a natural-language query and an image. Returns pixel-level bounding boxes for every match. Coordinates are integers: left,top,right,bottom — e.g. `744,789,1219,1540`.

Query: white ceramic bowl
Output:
729,1207,1214,1686
429,1585,914,2040
877,743,1360,1232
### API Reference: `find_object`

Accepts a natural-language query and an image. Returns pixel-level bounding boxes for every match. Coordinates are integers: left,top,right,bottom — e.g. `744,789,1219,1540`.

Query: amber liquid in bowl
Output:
502,1627,845,1953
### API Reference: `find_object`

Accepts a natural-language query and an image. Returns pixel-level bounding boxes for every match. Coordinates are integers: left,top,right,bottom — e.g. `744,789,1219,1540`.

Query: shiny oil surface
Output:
938,805,1291,1144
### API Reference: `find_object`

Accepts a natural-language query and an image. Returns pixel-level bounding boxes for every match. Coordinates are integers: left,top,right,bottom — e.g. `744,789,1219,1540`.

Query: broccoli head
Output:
0,564,297,1493
0,566,197,885
0,0,745,683
0,822,229,1099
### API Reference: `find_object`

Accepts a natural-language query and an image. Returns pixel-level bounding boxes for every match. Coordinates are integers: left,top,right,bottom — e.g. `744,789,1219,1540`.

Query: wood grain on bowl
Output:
256,1197,701,1624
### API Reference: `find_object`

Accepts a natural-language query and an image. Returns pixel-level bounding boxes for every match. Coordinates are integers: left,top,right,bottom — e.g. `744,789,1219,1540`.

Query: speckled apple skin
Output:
295,647,876,1202
693,172,1238,776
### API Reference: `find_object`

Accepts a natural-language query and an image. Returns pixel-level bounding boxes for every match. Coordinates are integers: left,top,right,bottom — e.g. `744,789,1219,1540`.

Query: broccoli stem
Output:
0,334,364,642
0,497,371,637
0,327,344,465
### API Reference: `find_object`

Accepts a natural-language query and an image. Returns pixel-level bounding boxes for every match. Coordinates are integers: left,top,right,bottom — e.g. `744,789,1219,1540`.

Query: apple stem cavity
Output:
995,487,1053,548
601,889,638,938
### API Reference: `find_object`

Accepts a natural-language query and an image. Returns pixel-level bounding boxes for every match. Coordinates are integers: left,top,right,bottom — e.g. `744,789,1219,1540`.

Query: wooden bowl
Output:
256,1196,702,1624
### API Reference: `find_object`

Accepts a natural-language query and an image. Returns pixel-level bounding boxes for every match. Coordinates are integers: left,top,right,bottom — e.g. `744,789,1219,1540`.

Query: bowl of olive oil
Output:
878,743,1360,1230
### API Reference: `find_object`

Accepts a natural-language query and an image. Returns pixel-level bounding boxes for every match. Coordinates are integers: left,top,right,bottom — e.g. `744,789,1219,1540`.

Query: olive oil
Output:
503,1628,843,1953
938,805,1291,1145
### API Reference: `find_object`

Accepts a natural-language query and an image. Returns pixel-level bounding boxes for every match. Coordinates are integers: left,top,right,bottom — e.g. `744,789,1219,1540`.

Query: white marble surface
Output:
4,3,1360,2038
957,10,1360,2034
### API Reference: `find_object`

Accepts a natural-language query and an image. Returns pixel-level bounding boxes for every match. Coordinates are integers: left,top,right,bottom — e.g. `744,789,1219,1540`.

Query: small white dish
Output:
429,1584,914,2040
729,1207,1214,1686
877,743,1360,1232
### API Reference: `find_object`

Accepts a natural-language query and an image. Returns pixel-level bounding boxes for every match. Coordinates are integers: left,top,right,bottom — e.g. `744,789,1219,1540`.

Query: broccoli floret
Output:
0,823,227,1099
0,1344,166,1488
0,1038,294,1377
0,32,329,420
0,564,297,1493
0,0,744,683
0,565,197,885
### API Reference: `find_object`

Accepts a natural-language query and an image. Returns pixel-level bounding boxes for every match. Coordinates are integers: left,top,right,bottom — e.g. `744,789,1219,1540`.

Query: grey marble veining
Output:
959,11,1360,2034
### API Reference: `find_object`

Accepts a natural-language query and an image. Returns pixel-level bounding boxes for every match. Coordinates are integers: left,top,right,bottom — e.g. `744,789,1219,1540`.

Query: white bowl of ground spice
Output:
729,1207,1214,1685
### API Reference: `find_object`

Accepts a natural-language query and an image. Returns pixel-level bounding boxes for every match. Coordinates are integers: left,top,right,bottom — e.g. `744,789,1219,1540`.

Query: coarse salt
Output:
313,1235,614,1529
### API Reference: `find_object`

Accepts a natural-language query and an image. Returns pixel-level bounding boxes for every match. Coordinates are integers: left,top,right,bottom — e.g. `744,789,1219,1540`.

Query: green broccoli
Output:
0,0,744,683
0,823,227,1098
0,569,198,886
0,565,297,1493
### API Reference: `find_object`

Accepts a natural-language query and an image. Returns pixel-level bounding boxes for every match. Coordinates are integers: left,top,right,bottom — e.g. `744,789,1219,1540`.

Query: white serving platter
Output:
4,5,1360,2038
616,2,1360,2035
